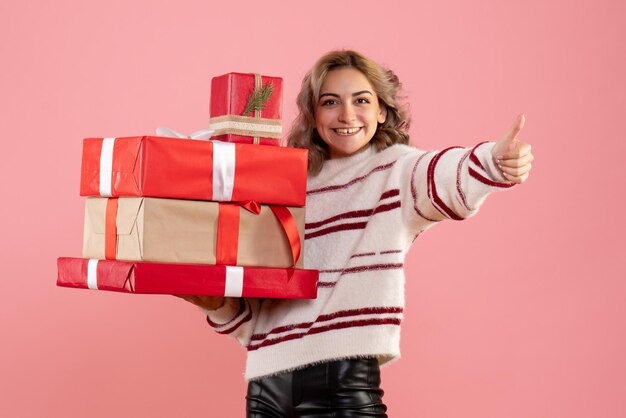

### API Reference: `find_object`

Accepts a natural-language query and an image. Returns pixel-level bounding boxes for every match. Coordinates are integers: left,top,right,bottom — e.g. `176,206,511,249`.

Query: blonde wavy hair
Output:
287,50,411,174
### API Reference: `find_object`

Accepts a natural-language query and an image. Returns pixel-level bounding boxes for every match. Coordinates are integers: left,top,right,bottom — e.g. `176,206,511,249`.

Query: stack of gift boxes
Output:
57,73,319,299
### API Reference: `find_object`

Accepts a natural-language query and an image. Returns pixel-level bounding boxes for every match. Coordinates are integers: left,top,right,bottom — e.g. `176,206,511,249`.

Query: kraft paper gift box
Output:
82,197,305,268
57,258,319,299
80,135,307,206
209,73,283,146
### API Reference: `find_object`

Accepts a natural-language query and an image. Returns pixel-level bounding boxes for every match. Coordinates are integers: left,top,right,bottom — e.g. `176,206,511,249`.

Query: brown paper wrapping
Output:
82,197,305,268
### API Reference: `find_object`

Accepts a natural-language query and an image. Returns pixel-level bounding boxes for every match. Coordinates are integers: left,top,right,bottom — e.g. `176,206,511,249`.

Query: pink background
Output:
1,0,624,417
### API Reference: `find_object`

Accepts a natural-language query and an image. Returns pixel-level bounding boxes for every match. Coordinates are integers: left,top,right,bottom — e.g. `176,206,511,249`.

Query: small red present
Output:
209,73,283,146
79,136,307,206
57,258,319,299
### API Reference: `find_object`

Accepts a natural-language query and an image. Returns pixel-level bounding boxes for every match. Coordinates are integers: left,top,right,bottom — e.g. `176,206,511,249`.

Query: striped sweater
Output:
205,141,513,381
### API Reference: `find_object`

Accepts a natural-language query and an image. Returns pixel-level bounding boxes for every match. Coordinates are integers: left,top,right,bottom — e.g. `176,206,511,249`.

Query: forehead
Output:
320,67,375,94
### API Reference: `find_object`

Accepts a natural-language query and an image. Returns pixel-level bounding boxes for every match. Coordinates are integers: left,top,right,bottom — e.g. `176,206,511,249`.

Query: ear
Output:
378,105,387,124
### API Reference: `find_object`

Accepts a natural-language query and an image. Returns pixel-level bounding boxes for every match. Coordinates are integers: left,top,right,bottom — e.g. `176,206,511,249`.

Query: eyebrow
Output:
319,90,374,99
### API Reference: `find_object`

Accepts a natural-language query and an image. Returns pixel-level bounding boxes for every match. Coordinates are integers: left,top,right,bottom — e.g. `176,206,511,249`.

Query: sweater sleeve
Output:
201,297,261,347
402,141,514,229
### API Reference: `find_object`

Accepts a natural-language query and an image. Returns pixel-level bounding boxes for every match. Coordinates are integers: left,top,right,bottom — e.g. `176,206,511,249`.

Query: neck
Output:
319,144,377,174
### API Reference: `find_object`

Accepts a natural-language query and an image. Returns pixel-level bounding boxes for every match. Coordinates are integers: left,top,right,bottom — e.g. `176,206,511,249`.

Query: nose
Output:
338,102,356,123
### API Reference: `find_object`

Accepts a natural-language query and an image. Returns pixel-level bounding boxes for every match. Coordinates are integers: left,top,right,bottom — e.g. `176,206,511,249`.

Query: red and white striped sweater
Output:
205,141,513,380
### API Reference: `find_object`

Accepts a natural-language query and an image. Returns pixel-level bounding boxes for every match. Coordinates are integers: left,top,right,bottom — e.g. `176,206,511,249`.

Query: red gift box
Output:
57,258,319,299
209,73,283,146
79,136,307,206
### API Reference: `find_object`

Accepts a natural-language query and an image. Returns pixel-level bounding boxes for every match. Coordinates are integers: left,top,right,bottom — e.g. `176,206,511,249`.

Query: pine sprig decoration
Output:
242,82,274,116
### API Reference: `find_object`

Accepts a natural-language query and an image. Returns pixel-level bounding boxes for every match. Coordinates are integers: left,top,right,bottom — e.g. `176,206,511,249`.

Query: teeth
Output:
334,127,361,134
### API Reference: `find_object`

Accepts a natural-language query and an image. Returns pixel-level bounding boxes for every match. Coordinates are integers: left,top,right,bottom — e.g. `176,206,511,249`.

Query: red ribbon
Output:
215,201,301,267
269,206,301,267
238,200,261,215
105,198,118,260
216,203,240,266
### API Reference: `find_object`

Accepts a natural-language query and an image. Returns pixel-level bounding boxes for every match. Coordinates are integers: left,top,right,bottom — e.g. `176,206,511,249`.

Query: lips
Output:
332,127,362,135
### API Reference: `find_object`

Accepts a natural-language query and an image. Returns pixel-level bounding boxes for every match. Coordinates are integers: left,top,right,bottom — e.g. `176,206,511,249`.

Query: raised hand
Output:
491,114,534,184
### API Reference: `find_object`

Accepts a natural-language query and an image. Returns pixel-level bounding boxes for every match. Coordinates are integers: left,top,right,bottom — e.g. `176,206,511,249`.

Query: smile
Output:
333,127,362,135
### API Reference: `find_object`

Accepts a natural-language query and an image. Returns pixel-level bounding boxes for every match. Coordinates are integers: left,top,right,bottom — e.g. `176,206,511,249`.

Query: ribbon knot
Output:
238,200,261,215
216,202,301,268
155,127,214,140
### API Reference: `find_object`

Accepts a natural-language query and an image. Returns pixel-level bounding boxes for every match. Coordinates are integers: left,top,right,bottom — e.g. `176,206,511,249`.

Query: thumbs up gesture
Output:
491,114,534,184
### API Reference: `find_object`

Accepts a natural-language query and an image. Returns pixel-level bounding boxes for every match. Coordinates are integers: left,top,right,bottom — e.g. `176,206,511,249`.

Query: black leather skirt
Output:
246,357,388,417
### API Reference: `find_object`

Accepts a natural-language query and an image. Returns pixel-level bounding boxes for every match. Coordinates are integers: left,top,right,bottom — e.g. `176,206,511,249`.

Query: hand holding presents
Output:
175,295,226,311
491,114,534,184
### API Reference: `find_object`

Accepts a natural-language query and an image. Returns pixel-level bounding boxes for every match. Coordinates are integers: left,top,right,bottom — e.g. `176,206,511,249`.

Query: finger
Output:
496,142,532,160
502,171,530,184
497,153,534,168
503,113,525,142
499,163,532,178
176,295,198,304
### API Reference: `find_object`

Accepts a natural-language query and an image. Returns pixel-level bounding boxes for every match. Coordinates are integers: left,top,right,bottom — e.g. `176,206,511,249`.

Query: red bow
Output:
216,201,301,267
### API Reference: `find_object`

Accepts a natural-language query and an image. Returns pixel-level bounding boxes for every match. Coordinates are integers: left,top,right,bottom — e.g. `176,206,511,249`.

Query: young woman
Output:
180,50,533,417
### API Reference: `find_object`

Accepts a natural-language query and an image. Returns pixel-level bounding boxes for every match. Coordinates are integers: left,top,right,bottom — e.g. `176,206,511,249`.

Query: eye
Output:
355,97,370,104
321,99,337,106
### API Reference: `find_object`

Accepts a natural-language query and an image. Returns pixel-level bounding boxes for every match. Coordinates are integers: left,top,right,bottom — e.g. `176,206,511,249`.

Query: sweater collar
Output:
318,144,377,174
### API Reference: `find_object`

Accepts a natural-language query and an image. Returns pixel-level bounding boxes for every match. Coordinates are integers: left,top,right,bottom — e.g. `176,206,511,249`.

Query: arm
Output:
176,295,260,347
405,114,533,227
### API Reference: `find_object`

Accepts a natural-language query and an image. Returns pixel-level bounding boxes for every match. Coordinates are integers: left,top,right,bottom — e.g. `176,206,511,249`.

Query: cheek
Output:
369,109,382,124
313,113,322,129
314,121,325,140
315,114,333,135
314,117,323,129
315,111,329,125
313,119,330,142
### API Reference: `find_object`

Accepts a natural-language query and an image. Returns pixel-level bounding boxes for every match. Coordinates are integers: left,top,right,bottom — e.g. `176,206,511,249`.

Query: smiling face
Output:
315,67,387,159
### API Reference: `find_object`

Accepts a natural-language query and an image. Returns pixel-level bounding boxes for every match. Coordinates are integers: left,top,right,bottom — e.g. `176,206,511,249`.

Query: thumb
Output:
501,113,525,143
